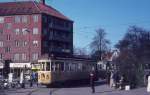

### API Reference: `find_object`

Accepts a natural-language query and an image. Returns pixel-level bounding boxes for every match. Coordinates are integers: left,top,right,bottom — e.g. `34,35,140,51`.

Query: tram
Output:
37,57,96,86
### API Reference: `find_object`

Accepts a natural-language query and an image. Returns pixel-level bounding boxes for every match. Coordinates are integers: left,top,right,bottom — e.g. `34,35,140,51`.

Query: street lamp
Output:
21,29,31,88
25,29,31,63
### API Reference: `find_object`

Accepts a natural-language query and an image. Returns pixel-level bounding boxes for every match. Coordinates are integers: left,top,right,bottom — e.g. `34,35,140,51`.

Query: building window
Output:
33,40,38,46
15,40,19,47
33,28,38,34
5,23,12,29
14,53,19,61
49,31,53,40
6,35,11,41
65,22,70,28
0,17,4,23
32,53,38,60
14,28,20,35
15,16,21,23
0,41,4,47
0,54,2,60
33,15,38,22
22,16,28,23
22,28,27,35
0,29,3,34
43,16,47,23
49,22,53,28
21,53,27,60
44,41,48,47
22,41,27,47
43,29,47,35
5,47,11,53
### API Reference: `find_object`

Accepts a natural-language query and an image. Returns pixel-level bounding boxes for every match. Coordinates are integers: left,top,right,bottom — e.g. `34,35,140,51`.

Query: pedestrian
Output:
32,72,36,82
119,75,124,90
110,71,115,88
106,71,111,84
147,76,150,92
115,72,120,88
30,72,33,87
90,69,95,93
35,72,38,87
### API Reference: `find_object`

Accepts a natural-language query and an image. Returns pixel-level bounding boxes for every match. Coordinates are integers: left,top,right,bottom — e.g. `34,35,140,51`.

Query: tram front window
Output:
42,62,45,71
46,62,50,71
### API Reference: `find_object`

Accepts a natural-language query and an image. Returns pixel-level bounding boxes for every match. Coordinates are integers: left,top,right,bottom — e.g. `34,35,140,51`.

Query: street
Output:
1,81,149,95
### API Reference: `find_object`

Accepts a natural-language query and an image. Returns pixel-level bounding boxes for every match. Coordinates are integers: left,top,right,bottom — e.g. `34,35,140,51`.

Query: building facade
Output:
0,0,73,63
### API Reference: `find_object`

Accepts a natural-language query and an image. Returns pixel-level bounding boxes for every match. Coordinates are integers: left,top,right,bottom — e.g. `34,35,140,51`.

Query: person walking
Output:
30,72,33,87
90,70,95,93
35,72,38,87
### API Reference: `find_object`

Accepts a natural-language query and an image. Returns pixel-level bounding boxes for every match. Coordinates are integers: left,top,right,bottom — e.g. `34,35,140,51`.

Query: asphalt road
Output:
1,82,150,95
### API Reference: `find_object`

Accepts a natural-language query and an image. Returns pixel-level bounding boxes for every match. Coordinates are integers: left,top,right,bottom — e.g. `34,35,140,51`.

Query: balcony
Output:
49,48,71,53
49,24,72,31
49,36,71,42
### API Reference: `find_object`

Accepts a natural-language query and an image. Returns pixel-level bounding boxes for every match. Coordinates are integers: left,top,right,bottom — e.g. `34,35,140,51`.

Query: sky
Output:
1,0,150,51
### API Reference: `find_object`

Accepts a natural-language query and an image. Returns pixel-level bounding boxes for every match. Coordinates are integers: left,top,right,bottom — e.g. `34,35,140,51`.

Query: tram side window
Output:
65,63,69,71
55,62,65,71
78,63,82,71
71,63,76,71
82,65,86,71
75,64,78,71
69,63,72,71
51,62,55,71
60,63,64,71
55,63,59,71
70,64,73,71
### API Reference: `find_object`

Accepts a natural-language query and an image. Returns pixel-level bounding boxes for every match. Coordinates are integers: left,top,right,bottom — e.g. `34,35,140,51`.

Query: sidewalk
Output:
1,84,40,95
2,83,150,95
53,84,150,95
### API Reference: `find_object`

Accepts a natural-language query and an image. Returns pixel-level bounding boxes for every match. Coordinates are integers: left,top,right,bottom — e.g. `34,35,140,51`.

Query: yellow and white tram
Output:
37,57,96,85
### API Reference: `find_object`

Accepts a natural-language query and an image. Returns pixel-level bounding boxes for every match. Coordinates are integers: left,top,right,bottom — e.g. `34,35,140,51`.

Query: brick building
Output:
0,0,73,64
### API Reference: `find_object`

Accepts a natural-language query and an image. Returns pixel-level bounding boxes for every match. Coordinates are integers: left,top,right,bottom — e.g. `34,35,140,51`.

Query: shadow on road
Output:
96,89,117,93
48,79,107,88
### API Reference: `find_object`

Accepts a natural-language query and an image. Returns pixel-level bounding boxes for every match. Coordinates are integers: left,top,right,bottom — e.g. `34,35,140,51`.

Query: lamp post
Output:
25,29,32,87
25,29,31,63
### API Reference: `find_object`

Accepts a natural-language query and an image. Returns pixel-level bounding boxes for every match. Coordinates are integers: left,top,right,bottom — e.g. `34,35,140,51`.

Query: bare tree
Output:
115,26,150,87
90,28,110,61
73,46,88,56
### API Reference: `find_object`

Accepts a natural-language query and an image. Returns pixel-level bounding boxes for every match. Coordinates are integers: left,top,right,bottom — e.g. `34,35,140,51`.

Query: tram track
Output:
27,88,39,95
49,88,62,95
25,87,62,95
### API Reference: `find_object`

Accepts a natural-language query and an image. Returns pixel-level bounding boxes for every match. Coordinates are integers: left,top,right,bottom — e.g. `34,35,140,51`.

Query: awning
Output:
10,63,31,68
32,64,41,70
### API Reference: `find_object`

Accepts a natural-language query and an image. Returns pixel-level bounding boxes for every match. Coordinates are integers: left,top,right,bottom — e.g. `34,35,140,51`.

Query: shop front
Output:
0,62,4,75
9,63,31,80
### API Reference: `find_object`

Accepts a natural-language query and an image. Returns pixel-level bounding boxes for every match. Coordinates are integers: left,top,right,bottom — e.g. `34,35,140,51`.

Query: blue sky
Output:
1,0,150,50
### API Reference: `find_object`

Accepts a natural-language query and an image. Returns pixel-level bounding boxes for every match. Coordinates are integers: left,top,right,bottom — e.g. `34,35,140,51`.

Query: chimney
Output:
40,0,45,5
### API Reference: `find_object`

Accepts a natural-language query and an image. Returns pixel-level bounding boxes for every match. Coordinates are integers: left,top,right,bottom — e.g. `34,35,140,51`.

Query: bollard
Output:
147,76,150,92
125,85,130,91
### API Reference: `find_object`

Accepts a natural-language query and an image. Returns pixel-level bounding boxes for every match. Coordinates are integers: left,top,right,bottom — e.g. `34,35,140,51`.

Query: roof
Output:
0,1,72,21
102,50,119,61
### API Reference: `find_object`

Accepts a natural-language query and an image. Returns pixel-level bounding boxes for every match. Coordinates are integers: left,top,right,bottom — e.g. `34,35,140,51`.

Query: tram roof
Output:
38,56,96,63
